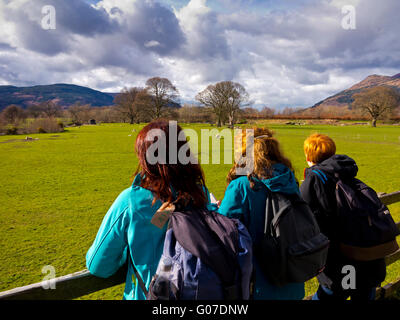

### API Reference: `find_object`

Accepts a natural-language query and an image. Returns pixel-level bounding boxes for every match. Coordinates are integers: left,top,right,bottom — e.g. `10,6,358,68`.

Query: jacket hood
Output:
308,154,358,179
258,163,299,195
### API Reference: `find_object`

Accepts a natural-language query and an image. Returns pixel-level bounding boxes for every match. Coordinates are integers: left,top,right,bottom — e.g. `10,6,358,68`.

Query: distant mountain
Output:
311,73,400,109
0,84,116,110
0,84,183,111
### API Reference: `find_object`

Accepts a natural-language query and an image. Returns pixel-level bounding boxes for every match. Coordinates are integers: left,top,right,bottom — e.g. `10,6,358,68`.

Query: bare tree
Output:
226,82,250,127
39,101,62,118
196,81,250,127
259,106,276,119
196,84,226,127
68,103,92,124
145,77,179,119
352,86,400,127
68,103,82,124
27,104,44,118
135,89,155,122
1,105,26,124
113,87,151,124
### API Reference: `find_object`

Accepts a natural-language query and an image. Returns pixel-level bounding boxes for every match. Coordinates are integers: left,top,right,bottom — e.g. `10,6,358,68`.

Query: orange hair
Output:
304,133,336,164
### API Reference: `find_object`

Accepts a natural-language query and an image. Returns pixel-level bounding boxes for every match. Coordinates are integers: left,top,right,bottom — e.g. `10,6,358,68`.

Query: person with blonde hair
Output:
300,133,386,300
218,127,305,300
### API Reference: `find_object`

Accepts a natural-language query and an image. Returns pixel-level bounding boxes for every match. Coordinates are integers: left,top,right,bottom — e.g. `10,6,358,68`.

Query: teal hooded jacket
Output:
218,163,305,300
86,174,218,300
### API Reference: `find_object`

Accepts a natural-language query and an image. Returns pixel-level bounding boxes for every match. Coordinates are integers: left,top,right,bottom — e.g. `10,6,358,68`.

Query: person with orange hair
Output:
303,133,336,167
300,133,386,300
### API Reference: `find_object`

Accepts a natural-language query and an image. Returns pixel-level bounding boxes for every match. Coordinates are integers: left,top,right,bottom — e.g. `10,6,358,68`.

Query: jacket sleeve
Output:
86,190,130,278
218,179,249,220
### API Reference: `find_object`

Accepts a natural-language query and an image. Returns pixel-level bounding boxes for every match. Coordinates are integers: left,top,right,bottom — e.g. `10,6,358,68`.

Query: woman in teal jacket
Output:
86,120,217,300
218,128,305,300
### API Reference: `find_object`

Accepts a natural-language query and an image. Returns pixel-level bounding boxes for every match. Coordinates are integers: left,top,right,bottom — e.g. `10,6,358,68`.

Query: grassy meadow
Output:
0,122,399,299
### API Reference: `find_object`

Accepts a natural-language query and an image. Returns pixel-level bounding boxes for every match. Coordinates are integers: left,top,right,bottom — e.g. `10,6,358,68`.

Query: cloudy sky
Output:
0,0,399,109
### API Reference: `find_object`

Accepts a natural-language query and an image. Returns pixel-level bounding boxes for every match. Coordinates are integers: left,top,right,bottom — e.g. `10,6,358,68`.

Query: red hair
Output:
134,120,207,208
304,133,336,164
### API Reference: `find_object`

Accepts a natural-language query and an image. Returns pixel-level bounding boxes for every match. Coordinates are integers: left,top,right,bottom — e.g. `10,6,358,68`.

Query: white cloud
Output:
144,40,161,48
0,0,399,109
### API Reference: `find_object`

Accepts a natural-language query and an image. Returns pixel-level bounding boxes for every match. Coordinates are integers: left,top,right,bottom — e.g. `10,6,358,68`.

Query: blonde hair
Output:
304,133,336,164
227,127,294,188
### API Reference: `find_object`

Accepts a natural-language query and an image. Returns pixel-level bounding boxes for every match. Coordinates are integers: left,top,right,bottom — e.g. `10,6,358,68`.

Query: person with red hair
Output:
86,120,217,300
303,133,336,167
300,133,386,300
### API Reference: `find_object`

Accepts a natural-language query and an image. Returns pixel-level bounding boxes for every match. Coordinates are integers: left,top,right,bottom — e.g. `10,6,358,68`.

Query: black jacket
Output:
300,154,386,289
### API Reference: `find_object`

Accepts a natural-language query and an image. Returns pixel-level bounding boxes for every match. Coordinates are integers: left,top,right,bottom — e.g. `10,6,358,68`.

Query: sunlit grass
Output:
0,122,399,299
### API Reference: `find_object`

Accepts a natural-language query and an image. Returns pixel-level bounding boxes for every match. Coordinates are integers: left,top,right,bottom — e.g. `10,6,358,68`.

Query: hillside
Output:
0,84,116,110
312,73,400,109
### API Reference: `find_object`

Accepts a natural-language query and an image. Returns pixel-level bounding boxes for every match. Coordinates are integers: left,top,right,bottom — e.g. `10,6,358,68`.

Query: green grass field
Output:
0,122,399,299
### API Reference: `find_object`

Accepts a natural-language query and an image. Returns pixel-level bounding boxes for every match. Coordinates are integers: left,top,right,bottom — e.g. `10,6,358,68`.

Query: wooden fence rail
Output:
1,191,400,300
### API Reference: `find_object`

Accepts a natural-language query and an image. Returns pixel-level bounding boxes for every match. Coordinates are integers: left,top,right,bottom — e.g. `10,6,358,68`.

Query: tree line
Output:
1,77,400,135
112,77,252,128
111,78,400,127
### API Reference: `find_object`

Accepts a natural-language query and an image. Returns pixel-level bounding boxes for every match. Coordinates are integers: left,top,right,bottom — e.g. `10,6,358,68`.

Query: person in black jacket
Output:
300,133,386,300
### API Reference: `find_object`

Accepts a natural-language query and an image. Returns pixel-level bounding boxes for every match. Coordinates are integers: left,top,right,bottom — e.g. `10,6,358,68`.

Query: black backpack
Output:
254,187,330,287
333,174,399,261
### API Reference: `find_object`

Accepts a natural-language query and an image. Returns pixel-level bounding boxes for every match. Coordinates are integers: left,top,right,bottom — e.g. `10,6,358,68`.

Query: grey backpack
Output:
147,209,254,300
254,188,330,287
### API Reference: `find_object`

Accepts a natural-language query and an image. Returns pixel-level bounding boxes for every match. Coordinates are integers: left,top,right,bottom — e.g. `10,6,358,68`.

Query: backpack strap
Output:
261,184,292,238
311,169,329,184
128,253,149,296
262,185,275,237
